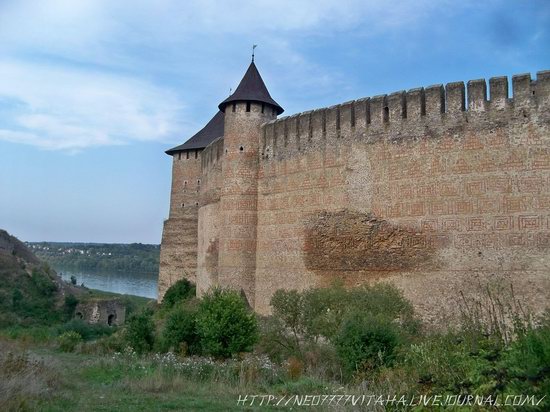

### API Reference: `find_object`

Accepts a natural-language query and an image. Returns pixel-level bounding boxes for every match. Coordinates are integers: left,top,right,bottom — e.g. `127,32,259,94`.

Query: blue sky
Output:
0,0,549,243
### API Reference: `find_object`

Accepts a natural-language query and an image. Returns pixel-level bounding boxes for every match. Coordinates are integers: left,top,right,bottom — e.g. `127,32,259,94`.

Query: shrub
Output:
162,278,196,309
269,283,418,349
500,323,550,404
334,313,401,374
58,319,113,341
31,269,57,296
196,288,258,358
11,289,23,309
64,294,79,317
161,303,200,355
124,309,155,353
58,331,82,352
70,275,77,285
270,289,305,350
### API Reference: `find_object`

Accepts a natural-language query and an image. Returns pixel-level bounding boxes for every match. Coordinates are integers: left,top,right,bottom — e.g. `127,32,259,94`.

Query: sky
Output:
0,0,549,243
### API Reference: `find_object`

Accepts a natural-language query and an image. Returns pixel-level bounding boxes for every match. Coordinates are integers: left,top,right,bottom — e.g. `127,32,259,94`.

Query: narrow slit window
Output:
246,102,251,112
186,151,189,159
261,103,265,113
178,152,181,160
194,150,198,159
383,106,389,123
232,103,236,112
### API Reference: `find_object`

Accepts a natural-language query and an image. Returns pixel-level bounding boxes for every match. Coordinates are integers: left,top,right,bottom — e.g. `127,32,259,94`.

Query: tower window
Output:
383,106,389,123
272,108,276,116
261,103,265,113
232,103,236,112
239,146,244,152
194,150,198,159
184,181,187,186
197,179,201,185
186,151,189,159
178,153,181,160
246,102,251,112
181,203,185,208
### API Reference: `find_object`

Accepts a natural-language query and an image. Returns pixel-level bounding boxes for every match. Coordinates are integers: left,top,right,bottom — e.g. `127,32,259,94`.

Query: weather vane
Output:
252,44,257,62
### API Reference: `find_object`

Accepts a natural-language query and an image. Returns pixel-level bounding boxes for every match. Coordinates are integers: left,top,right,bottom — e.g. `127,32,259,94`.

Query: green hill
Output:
0,230,75,328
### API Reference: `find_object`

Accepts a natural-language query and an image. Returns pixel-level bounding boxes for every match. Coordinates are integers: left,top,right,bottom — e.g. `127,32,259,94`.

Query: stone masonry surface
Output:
160,70,550,324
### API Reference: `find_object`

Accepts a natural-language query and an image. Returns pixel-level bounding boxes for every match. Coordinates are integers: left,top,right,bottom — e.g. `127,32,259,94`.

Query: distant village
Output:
27,244,112,257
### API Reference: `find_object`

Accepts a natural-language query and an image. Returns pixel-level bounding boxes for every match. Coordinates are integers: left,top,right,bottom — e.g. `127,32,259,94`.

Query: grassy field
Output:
1,340,267,411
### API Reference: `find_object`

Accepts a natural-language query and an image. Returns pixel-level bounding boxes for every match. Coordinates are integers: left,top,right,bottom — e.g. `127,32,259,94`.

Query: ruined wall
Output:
197,137,224,296
253,71,550,322
75,299,126,326
158,150,202,300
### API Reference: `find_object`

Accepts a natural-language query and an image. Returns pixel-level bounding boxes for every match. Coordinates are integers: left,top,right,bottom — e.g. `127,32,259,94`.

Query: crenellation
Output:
353,97,370,130
262,120,275,157
274,116,288,152
387,91,406,121
425,84,445,117
298,110,312,144
286,115,299,153
536,70,550,107
467,79,487,112
445,81,466,113
340,101,355,138
310,108,326,145
489,76,508,110
406,88,425,120
369,94,388,126
325,104,340,140
512,73,533,108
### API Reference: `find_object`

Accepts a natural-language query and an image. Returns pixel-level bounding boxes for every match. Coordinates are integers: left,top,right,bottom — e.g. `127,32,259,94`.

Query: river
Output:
55,267,158,299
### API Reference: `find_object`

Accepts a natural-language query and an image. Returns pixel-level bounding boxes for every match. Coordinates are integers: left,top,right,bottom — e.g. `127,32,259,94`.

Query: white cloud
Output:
0,60,186,152
0,0,462,151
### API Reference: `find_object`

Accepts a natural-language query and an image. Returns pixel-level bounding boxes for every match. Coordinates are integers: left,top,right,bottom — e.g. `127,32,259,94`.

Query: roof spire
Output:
218,57,284,115
252,44,257,62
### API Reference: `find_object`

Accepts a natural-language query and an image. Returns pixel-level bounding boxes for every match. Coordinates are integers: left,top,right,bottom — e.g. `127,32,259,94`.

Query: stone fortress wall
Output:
158,149,202,298
162,70,550,324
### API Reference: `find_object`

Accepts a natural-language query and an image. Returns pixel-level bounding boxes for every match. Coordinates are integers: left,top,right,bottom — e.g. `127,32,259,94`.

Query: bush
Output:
162,278,196,309
334,313,401,375
58,331,82,352
196,288,258,358
269,283,418,349
64,294,79,317
124,309,155,353
500,323,550,404
70,275,77,285
58,319,113,341
161,303,200,355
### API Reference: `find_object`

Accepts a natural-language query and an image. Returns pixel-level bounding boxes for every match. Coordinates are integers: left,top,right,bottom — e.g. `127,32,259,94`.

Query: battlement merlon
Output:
261,70,550,159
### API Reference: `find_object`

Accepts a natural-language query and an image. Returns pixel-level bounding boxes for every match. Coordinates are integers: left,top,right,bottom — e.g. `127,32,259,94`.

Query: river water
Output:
55,267,158,299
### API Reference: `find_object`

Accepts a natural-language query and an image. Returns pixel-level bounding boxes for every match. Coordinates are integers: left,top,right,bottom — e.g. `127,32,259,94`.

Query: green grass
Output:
1,343,287,411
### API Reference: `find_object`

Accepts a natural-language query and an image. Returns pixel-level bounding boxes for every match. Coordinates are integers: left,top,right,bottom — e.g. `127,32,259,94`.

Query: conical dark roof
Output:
219,62,283,115
165,111,224,155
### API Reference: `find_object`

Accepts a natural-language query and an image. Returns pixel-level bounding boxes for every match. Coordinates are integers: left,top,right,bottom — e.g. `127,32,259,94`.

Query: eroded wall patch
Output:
304,209,445,280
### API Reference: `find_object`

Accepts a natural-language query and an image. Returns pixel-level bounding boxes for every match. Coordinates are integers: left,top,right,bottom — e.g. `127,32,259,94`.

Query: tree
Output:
196,288,258,358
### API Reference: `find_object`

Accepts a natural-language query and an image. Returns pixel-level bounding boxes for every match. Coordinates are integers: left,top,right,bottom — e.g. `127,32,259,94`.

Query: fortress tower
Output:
158,111,224,298
216,60,283,306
